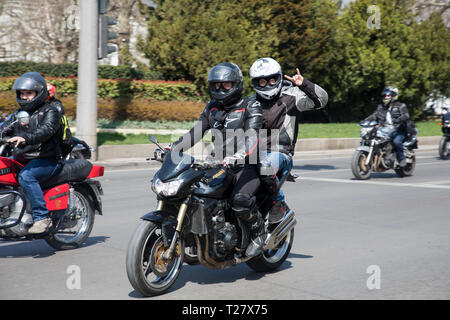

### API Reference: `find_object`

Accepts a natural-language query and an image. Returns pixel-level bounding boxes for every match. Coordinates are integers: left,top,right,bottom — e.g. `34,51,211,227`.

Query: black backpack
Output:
49,99,74,158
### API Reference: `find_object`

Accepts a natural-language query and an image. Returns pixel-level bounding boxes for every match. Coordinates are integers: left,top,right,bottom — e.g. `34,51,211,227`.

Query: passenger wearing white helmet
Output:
249,57,328,225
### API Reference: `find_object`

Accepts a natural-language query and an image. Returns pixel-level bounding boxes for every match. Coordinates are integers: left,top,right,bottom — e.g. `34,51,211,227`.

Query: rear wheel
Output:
246,229,294,272
439,136,449,160
126,220,184,297
351,150,371,180
45,187,94,250
395,155,416,177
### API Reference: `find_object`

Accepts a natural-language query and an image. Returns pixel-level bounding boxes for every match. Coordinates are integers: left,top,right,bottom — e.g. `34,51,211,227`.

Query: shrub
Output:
0,91,204,121
0,77,200,101
0,61,162,80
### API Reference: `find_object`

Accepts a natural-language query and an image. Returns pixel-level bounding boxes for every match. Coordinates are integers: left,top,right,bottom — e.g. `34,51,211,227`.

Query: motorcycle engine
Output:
210,204,238,259
215,223,238,256
381,144,395,168
0,193,33,237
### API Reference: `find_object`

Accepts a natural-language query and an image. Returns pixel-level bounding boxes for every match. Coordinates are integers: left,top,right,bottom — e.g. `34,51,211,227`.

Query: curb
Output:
94,136,442,171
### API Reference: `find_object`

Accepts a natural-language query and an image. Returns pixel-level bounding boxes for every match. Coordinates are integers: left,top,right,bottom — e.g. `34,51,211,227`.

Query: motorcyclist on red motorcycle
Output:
2,72,64,234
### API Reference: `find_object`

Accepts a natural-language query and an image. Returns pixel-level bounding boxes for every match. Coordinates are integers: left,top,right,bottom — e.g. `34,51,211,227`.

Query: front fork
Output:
161,196,191,260
365,140,376,167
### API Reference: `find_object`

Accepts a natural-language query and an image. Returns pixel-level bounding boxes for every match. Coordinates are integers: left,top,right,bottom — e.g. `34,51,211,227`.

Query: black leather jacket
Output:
3,103,63,161
364,101,410,133
172,97,262,162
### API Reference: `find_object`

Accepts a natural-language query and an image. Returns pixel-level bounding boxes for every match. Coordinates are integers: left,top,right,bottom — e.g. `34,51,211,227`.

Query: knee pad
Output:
259,174,279,198
231,193,256,221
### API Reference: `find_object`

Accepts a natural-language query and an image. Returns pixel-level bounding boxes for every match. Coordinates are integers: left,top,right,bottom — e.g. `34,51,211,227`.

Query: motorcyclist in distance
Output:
363,87,410,167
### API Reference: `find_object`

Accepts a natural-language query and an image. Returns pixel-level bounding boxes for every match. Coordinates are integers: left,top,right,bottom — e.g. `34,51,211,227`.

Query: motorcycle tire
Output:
246,229,294,272
395,155,416,177
45,186,95,250
126,220,184,297
351,150,371,180
439,136,449,160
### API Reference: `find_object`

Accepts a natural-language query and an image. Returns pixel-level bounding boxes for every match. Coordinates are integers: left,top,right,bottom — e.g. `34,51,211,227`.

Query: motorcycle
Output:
351,121,417,180
438,107,450,160
126,135,297,296
0,112,104,250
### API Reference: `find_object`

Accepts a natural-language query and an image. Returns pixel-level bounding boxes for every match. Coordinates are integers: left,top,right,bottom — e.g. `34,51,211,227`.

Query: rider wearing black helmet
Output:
171,62,266,257
364,86,410,167
3,72,64,234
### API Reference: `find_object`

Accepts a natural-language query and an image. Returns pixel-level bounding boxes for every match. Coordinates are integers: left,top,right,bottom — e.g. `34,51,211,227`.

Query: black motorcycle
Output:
351,121,417,180
126,135,296,296
438,107,450,160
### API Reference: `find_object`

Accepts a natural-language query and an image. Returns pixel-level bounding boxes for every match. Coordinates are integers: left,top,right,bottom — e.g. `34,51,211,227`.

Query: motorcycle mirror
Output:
148,134,159,145
16,111,30,126
148,134,165,151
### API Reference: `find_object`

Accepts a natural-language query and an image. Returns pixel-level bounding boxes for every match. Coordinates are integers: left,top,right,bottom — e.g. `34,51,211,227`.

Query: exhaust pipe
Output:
264,210,297,250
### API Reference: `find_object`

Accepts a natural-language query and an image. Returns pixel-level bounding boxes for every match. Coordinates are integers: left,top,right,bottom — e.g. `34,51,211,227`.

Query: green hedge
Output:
0,61,161,80
0,77,200,100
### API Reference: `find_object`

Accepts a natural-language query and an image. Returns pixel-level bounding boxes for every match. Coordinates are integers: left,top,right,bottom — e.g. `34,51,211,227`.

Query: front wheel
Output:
246,229,294,272
439,136,450,160
126,220,184,297
351,150,371,180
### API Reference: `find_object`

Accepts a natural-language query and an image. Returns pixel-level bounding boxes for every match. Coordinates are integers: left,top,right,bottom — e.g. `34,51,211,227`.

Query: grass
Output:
93,121,443,146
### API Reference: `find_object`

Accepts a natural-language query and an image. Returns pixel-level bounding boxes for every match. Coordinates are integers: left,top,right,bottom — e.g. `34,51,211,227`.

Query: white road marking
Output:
299,176,450,190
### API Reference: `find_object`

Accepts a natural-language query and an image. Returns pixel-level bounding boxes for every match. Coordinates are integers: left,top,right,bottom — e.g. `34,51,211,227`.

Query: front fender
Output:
141,210,166,223
356,146,370,153
141,210,178,248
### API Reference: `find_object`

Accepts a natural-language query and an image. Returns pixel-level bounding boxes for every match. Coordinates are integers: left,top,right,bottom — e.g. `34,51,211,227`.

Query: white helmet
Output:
249,57,283,100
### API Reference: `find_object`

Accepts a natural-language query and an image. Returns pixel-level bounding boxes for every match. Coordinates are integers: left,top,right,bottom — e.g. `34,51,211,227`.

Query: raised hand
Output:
284,68,304,86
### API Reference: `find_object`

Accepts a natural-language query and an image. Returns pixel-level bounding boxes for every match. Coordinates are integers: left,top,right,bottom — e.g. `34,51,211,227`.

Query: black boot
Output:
245,213,266,257
268,200,288,225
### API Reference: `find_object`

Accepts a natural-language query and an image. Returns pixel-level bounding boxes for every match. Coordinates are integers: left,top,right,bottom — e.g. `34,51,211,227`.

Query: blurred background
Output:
0,0,448,124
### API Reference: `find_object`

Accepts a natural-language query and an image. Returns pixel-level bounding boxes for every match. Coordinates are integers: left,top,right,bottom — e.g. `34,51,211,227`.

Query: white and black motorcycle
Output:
351,121,417,180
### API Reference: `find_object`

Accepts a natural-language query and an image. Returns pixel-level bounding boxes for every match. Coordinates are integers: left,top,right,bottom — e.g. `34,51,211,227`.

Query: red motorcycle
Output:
0,138,104,250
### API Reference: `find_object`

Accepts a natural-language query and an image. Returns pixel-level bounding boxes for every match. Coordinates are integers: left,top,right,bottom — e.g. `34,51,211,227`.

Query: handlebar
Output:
192,159,224,169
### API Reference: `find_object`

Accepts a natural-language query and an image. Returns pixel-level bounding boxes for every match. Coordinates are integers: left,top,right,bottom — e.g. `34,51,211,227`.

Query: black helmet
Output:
381,86,399,107
208,62,243,105
13,72,48,113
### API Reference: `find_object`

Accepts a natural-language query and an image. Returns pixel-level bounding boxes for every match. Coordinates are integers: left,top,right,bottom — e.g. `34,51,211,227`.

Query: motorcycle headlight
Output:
360,127,371,138
151,177,183,197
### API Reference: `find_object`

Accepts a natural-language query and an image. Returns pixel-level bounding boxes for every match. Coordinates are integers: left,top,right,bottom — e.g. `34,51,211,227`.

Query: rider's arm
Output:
233,100,262,160
17,106,61,145
283,78,328,112
171,103,211,153
396,103,410,124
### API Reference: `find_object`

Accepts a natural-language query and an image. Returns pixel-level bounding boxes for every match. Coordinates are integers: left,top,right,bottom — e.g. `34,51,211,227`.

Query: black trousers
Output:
230,165,261,221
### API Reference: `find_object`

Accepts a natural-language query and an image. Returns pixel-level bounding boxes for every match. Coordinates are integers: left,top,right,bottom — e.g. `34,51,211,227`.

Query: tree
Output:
325,0,450,121
2,0,79,63
141,0,276,97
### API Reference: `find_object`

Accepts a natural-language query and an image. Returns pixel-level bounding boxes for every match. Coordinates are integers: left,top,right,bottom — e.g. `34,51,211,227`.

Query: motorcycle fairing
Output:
193,168,232,199
159,152,194,181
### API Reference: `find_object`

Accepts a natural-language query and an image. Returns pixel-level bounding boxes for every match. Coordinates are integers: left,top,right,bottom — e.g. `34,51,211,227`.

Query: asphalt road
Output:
1,147,449,300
